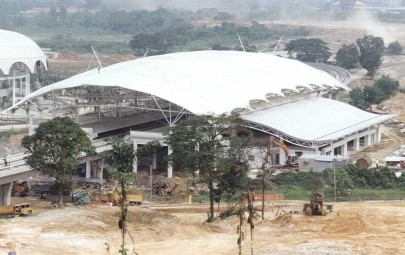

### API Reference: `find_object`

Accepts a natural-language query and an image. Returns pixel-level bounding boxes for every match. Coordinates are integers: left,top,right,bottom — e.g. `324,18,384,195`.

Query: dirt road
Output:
2,198,405,255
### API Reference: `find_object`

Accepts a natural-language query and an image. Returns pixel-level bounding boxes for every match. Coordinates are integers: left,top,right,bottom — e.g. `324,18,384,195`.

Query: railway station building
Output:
4,50,395,177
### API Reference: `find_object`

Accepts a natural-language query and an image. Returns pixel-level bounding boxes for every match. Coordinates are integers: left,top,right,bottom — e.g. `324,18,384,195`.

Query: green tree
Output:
356,35,384,77
166,114,251,222
104,138,136,255
387,41,403,55
129,33,175,56
336,43,359,69
285,38,332,62
213,11,234,21
348,87,368,109
21,117,95,205
374,75,399,99
349,76,399,109
363,85,384,105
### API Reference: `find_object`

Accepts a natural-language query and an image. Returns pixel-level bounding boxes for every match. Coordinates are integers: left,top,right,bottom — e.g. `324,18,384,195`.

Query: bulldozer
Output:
303,192,333,216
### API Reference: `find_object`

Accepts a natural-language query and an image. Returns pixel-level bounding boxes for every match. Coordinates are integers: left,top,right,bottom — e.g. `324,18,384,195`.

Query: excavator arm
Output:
268,136,293,165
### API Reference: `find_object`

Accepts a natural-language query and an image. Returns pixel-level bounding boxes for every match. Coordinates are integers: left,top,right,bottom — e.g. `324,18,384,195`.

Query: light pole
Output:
333,159,337,202
148,158,153,201
333,156,342,202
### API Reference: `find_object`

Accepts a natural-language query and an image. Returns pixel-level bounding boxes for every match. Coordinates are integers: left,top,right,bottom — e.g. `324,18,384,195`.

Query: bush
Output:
272,171,325,192
387,41,403,55
349,75,399,109
273,164,405,200
273,185,312,200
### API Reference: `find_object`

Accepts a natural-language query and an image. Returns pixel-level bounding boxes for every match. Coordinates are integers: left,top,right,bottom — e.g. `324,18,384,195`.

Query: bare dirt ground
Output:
3,197,405,255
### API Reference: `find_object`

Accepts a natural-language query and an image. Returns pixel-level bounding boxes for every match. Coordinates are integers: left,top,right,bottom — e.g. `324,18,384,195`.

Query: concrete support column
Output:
0,183,13,206
99,160,104,180
12,76,16,106
26,72,30,95
132,140,138,173
355,137,360,151
376,125,381,143
342,143,347,156
85,161,91,179
20,78,23,94
167,145,173,178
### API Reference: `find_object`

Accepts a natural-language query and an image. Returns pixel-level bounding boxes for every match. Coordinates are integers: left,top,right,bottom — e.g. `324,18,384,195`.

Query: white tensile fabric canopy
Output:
0,29,47,75
8,50,348,114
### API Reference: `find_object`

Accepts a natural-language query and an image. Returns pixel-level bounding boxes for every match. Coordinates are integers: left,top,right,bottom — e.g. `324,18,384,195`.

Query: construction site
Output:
2,2,405,254
1,51,405,255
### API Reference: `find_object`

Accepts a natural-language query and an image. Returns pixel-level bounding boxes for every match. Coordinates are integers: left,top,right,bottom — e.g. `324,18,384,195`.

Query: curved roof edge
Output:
0,29,48,75
3,51,349,115
241,97,396,145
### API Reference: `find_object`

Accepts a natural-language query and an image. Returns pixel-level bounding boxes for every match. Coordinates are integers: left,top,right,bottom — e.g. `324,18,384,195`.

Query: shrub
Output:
387,41,403,55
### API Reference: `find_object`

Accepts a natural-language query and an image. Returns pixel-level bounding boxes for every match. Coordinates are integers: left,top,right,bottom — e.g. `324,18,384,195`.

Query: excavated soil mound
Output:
322,211,367,234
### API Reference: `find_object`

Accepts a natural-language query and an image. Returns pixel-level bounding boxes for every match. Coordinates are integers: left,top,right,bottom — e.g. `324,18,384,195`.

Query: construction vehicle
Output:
303,192,333,216
268,136,297,166
127,194,142,206
152,181,178,196
71,191,91,205
12,180,30,196
82,179,105,189
31,183,54,199
107,189,142,206
0,203,33,218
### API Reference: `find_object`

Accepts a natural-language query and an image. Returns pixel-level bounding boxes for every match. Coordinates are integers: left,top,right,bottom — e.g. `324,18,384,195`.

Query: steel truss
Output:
244,121,330,149
21,85,193,126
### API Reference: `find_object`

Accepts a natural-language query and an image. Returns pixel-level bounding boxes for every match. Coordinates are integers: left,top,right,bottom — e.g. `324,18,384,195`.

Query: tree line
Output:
2,5,312,54
273,164,405,200
286,35,402,78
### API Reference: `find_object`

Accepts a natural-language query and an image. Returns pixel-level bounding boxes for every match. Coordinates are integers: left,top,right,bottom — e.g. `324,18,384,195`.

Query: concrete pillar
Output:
167,145,173,178
12,75,16,106
376,125,381,143
99,160,104,180
0,183,13,206
132,140,138,173
26,72,30,95
86,161,91,179
355,137,360,151
342,143,347,156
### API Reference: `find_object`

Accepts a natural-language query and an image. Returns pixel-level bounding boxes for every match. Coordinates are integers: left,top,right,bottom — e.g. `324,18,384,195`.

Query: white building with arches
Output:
0,29,47,109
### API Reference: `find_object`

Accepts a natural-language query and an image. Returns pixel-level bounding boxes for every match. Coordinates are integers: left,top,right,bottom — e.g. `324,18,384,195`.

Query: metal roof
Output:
0,29,47,75
6,50,348,114
242,97,395,143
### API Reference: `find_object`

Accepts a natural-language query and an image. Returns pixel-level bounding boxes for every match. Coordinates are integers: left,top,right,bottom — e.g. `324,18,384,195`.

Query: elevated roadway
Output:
0,138,112,206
